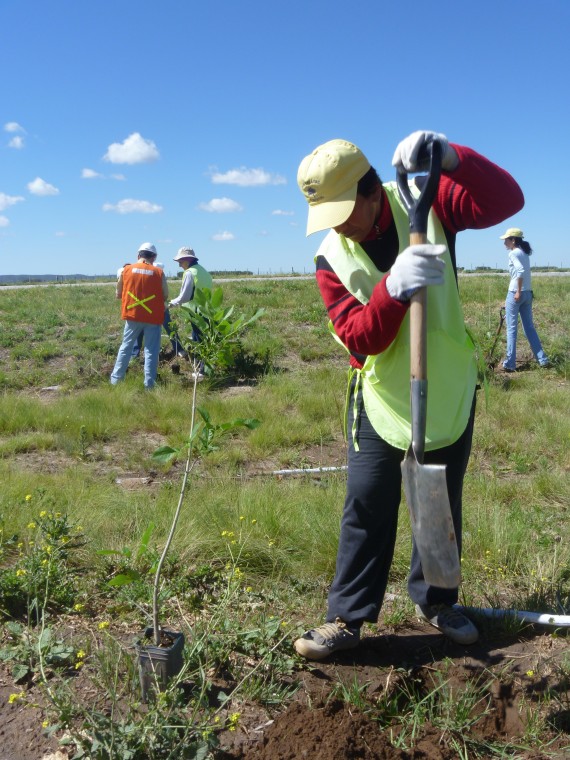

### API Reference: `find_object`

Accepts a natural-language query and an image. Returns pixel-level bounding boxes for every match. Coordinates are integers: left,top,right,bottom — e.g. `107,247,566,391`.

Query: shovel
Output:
396,139,461,589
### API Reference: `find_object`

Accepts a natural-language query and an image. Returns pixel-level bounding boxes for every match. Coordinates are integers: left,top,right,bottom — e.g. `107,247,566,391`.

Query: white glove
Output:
386,244,446,301
391,131,459,173
168,301,177,308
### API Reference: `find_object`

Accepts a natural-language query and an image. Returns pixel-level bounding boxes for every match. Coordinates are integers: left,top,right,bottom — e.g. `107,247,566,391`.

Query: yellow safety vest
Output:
316,182,477,451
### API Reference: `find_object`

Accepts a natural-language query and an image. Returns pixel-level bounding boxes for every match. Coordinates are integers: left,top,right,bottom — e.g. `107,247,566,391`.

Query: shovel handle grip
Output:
409,231,427,381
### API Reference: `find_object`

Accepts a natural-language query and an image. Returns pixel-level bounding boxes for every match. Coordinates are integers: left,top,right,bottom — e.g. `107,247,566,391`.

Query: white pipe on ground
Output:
271,466,348,475
458,606,570,628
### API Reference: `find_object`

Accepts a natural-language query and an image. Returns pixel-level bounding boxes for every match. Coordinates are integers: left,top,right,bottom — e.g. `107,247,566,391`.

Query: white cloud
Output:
8,136,25,149
210,167,286,186
0,216,9,227
198,197,243,213
0,192,25,211
272,209,294,216
28,177,60,196
82,168,103,179
212,231,235,241
4,122,25,133
102,198,163,214
103,132,160,165
111,173,126,181
55,231,66,237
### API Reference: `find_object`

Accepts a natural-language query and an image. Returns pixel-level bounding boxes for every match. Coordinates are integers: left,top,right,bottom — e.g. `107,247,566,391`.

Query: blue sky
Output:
1,0,570,277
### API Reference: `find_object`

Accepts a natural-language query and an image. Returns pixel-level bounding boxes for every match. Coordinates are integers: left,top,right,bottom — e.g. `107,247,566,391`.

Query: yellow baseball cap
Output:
499,227,524,239
297,139,370,236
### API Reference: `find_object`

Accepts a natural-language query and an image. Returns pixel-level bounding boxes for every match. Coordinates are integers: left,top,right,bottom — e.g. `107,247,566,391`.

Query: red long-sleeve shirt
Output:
315,144,524,367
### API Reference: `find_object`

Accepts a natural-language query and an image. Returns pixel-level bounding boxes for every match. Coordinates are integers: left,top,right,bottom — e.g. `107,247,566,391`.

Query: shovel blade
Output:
401,456,461,589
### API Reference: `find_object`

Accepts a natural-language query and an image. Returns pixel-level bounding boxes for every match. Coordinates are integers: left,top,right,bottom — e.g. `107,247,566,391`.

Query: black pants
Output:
326,380,476,626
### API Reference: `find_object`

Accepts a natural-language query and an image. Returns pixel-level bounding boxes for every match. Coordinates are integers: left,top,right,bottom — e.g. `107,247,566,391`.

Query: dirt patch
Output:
1,622,569,759
220,625,570,759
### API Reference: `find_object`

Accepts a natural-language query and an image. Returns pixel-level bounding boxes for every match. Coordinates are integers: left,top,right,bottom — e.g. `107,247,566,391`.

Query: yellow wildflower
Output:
228,712,240,731
73,603,85,612
39,510,47,517
8,692,25,704
75,661,83,670
42,720,49,728
27,522,36,529
77,649,86,659
245,586,253,593
526,669,534,677
25,494,32,501
98,621,110,630
16,568,27,577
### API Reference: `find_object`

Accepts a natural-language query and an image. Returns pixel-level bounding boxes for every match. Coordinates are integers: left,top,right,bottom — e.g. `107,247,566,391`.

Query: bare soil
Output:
1,622,569,759
217,624,570,759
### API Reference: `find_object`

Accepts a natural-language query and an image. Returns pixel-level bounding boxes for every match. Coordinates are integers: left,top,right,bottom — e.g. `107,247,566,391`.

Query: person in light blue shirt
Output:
500,227,549,371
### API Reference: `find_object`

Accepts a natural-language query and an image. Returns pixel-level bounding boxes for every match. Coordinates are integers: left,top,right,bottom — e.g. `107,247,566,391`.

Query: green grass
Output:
0,274,569,756
0,275,568,600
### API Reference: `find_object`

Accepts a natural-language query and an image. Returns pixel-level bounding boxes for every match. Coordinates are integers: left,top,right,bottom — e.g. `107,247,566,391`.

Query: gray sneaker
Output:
416,604,478,645
294,617,360,660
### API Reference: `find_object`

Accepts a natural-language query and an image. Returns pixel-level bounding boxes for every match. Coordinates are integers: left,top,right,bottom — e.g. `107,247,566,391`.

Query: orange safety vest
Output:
121,262,165,325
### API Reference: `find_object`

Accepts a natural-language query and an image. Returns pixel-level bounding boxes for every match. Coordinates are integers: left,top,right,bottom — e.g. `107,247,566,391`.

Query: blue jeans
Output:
111,321,162,388
503,291,548,370
131,309,186,358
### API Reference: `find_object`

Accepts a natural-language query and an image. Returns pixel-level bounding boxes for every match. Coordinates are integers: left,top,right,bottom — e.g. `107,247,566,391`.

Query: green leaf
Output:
12,662,30,682
151,445,179,463
107,569,142,587
96,549,125,557
136,523,155,558
210,287,224,308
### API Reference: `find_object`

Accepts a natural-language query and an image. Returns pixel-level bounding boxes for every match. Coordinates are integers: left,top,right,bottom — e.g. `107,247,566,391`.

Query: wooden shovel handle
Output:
409,230,427,382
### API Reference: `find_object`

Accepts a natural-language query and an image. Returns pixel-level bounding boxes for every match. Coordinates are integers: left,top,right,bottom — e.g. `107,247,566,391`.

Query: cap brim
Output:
305,190,358,236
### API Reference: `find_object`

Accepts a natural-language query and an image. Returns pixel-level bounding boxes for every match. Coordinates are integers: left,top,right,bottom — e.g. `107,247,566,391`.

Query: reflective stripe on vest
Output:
316,181,477,451
126,291,156,314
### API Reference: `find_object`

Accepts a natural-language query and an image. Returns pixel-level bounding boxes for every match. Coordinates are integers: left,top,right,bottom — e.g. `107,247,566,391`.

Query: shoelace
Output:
313,618,354,639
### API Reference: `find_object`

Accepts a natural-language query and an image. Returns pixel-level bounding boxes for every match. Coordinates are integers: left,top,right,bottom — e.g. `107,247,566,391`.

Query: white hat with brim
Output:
174,247,198,262
297,139,371,236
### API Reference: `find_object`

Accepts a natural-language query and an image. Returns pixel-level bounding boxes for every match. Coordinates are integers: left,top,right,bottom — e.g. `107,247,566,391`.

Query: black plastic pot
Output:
136,627,185,701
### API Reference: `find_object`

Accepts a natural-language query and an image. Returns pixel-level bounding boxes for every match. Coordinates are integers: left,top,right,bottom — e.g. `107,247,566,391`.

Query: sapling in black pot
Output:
136,293,262,698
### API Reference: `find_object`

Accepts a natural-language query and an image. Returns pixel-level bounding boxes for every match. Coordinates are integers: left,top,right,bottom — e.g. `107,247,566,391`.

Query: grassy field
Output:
0,274,569,757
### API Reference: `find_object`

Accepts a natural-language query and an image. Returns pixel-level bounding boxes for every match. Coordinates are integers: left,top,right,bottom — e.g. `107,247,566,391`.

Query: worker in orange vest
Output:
110,242,169,389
